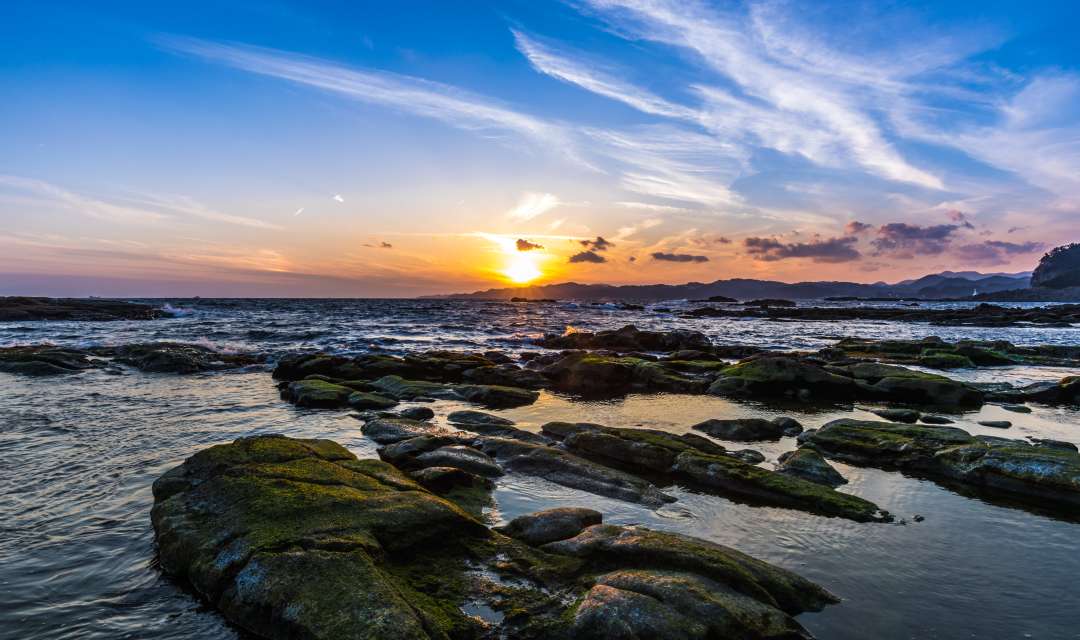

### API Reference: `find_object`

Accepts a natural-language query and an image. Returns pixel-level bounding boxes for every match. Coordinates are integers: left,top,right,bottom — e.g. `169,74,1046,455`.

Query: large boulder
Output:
0,346,101,376
777,449,847,488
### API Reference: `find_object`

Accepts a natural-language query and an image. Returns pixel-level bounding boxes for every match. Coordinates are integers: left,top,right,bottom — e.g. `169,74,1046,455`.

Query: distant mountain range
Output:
435,271,1033,302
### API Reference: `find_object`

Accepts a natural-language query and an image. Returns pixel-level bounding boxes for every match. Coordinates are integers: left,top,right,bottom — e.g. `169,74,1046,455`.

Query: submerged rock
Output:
802,419,1080,510
777,449,847,488
691,417,803,441
542,422,886,522
495,507,603,546
870,408,920,423
473,436,676,507
361,418,456,444
978,420,1012,429
101,342,261,373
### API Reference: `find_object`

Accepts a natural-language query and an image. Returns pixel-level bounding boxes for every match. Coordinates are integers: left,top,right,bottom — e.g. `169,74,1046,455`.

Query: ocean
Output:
1,298,1078,639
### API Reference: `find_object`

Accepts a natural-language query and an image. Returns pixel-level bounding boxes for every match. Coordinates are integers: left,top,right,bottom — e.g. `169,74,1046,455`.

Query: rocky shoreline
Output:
151,434,838,640
0,296,167,321
683,302,1080,327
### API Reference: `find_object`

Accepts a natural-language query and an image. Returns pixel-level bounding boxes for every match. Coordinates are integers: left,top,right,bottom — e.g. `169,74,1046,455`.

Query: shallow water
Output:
1,299,1078,639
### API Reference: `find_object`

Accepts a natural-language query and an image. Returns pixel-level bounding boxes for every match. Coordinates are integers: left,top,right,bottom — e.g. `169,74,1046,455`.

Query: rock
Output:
154,436,841,640
448,410,515,427
871,408,920,423
978,420,1012,429
457,384,539,408
861,374,984,407
544,525,838,615
473,436,676,507
398,406,435,420
537,325,713,352
100,342,260,373
542,422,727,472
691,417,800,442
673,451,887,521
151,435,493,640
282,379,354,408
361,418,455,444
802,419,1080,511
744,298,796,307
416,445,504,477
0,346,101,376
1029,438,1079,452
409,466,494,493
0,296,166,321
572,570,814,640
707,357,856,400
1000,404,1032,414
544,422,884,521
920,415,954,424
730,449,766,464
347,391,399,410
495,507,603,546
777,449,847,487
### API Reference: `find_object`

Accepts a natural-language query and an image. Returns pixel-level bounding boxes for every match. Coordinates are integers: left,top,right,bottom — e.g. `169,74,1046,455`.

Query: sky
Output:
3,0,1080,297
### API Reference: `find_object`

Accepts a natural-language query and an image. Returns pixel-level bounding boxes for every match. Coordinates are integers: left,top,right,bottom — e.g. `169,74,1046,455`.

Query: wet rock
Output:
0,346,101,376
692,417,802,441
673,450,887,521
347,391,399,410
416,445,504,478
153,436,841,640
361,418,455,444
495,507,603,546
282,379,353,408
398,406,436,421
545,525,838,615
572,570,815,640
978,420,1012,429
803,419,1080,510
1000,404,1032,414
0,296,166,321
870,408,920,423
448,410,515,427
1029,438,1079,452
729,449,766,464
542,422,726,472
920,415,954,425
473,436,676,507
100,342,261,374
745,298,796,307
457,384,539,408
537,325,713,352
777,449,847,487
151,435,493,640
860,373,984,407
707,357,856,400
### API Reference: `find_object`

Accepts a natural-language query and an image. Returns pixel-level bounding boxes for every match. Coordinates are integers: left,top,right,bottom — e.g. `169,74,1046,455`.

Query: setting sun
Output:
503,252,542,283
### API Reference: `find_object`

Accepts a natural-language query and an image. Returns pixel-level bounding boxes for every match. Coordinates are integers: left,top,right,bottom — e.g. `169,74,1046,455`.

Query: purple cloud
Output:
516,238,543,251
871,223,959,257
743,236,861,263
844,220,872,235
651,252,709,263
568,250,606,263
953,240,1045,265
580,236,614,251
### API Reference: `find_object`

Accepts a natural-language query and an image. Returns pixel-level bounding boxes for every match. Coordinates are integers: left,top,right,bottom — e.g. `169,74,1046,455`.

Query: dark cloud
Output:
871,223,959,257
689,234,730,247
380,241,393,249
651,252,709,263
516,238,543,251
568,250,606,264
580,236,614,251
844,220,872,235
743,236,861,263
628,256,637,262
953,240,1045,265
945,209,975,229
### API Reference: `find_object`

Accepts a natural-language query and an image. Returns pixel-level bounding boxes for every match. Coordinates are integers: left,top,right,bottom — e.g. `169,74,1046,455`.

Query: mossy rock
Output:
918,350,974,369
282,379,354,408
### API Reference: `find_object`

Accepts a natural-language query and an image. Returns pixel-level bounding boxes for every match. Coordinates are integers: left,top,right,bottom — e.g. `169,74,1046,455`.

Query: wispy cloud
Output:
0,175,167,223
158,35,580,161
505,192,560,221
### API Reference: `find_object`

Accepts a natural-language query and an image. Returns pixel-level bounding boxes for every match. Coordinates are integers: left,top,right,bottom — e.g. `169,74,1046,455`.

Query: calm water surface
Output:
1,299,1078,639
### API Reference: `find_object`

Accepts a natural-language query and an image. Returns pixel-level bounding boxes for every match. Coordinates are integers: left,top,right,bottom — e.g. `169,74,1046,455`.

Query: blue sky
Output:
3,0,1079,296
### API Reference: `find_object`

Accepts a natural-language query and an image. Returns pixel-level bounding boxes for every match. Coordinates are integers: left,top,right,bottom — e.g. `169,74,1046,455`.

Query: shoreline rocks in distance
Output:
0,296,168,321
